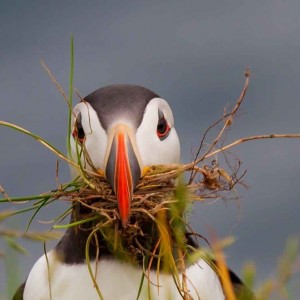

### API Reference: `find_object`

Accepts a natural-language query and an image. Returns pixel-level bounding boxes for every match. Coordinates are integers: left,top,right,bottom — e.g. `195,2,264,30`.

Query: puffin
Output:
13,85,254,300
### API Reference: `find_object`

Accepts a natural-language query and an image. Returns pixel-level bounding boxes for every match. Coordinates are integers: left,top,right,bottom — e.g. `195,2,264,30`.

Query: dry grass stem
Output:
40,60,71,110
2,67,300,298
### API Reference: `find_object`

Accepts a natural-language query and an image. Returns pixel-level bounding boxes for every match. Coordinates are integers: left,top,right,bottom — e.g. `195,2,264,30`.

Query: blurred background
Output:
1,1,300,298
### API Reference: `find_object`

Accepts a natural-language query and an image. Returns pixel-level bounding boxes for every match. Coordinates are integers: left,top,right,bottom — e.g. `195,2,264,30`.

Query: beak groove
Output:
105,126,141,227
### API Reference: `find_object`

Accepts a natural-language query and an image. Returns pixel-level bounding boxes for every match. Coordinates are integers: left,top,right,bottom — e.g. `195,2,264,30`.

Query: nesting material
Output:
51,70,252,271
0,70,252,269
53,160,240,269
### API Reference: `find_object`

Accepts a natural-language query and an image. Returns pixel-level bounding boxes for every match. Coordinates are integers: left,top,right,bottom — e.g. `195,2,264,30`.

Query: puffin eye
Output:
72,113,85,144
157,110,170,140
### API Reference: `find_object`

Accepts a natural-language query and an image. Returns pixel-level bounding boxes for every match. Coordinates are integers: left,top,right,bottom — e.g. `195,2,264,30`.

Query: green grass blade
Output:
0,120,78,169
86,228,104,300
0,194,52,203
2,206,44,219
25,197,49,232
53,215,99,229
67,34,74,157
136,271,145,300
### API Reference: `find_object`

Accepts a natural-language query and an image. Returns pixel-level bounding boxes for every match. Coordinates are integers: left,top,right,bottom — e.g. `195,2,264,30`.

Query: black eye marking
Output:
72,113,85,144
157,110,171,141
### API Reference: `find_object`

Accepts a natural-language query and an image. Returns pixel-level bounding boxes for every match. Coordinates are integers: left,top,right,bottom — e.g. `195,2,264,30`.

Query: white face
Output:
70,97,180,177
70,101,108,176
136,98,180,166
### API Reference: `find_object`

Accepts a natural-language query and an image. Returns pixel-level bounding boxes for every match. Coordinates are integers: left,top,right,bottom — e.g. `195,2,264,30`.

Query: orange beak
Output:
105,125,142,227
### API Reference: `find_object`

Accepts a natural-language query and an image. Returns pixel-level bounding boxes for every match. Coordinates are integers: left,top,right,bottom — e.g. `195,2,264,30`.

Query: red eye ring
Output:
72,127,85,144
72,114,86,144
157,114,171,140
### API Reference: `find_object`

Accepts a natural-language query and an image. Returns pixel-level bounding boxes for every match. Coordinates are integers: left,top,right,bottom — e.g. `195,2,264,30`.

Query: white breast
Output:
24,250,225,300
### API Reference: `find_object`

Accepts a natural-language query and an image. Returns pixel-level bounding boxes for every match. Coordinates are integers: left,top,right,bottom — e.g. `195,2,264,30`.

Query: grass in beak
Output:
2,39,300,300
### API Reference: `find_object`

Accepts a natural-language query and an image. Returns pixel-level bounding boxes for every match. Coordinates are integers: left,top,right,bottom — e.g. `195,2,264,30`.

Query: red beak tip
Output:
121,219,128,228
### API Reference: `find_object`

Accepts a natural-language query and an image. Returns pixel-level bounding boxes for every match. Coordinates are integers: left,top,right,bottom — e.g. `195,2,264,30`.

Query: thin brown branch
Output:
198,68,250,162
40,60,71,110
189,68,251,182
0,185,11,202
205,133,300,159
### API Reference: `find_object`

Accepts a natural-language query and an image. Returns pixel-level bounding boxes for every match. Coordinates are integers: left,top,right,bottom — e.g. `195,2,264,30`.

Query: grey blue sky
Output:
1,1,300,298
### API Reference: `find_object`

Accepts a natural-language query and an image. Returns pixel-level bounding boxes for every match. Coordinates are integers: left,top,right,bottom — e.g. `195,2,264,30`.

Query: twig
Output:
40,60,71,110
0,185,11,202
205,133,300,160
189,68,250,182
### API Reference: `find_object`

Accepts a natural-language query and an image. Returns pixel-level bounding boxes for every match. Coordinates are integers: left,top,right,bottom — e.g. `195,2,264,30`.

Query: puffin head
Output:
70,84,180,227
